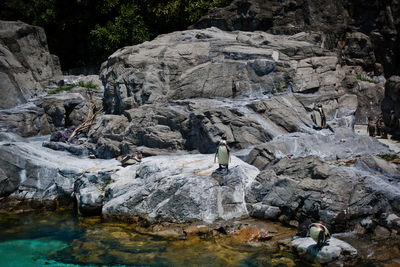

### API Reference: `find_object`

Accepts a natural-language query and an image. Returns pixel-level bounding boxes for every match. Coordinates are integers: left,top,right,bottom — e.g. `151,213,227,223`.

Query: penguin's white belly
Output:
313,110,323,127
217,146,229,165
310,227,320,242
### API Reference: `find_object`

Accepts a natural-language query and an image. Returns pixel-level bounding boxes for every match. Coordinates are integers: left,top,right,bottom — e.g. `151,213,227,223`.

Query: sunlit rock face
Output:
102,154,259,223
100,27,354,115
97,27,362,156
0,20,61,109
0,135,260,223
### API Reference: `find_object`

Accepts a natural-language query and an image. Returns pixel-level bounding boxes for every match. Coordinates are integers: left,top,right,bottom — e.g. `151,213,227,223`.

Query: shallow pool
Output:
0,210,399,266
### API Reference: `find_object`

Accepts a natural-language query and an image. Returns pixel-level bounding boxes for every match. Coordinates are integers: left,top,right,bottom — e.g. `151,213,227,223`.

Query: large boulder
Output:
0,20,61,109
0,137,118,203
38,93,87,128
102,154,260,223
100,27,354,115
0,103,51,137
98,27,366,155
289,237,358,265
354,79,385,124
245,155,400,233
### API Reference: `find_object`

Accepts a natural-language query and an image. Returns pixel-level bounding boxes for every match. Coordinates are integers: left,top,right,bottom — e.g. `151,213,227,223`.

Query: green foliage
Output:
78,81,98,90
0,0,233,69
90,2,150,60
377,153,399,161
356,73,379,84
48,81,98,94
48,85,75,95
276,82,285,92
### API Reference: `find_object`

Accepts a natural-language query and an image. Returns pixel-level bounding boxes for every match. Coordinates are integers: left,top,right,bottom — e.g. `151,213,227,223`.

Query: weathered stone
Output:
38,93,87,128
291,237,358,265
246,154,400,232
102,154,259,223
0,103,51,137
0,20,61,109
246,128,391,170
192,0,400,76
100,27,348,116
382,76,400,129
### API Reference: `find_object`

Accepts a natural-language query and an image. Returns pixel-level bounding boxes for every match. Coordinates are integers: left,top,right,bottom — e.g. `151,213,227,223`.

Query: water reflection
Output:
1,211,399,266
0,211,304,266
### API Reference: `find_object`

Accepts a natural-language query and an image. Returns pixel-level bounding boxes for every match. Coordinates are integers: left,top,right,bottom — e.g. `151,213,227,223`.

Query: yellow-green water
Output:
0,211,304,266
0,211,399,266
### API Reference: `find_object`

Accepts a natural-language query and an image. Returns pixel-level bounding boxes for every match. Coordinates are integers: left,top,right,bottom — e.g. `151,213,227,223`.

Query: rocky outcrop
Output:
192,0,400,76
96,27,369,156
1,133,399,236
103,155,259,223
0,20,61,109
246,127,391,170
354,79,385,124
0,136,261,223
100,27,349,115
0,74,104,137
89,94,318,157
0,136,119,202
246,154,400,233
0,102,51,137
191,0,349,36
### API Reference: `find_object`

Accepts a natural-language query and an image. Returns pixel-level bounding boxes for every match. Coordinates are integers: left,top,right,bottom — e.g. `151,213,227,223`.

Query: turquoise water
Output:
0,211,305,266
1,210,399,266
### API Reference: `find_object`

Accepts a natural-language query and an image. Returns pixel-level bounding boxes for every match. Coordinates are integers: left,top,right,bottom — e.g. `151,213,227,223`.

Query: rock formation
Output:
192,0,400,77
95,27,372,156
0,19,399,266
0,20,61,109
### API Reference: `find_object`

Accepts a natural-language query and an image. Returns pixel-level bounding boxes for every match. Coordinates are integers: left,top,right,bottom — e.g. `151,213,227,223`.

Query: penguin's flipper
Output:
317,229,325,249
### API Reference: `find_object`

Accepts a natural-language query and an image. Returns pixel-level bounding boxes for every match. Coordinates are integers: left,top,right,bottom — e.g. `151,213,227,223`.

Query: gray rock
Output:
42,141,89,156
0,102,51,137
246,128,391,170
0,137,119,201
102,154,259,223
246,154,400,232
354,80,385,124
38,93,87,128
192,0,400,76
291,237,358,264
89,94,318,156
75,170,113,215
382,76,400,129
386,213,400,232
100,27,355,117
0,20,61,109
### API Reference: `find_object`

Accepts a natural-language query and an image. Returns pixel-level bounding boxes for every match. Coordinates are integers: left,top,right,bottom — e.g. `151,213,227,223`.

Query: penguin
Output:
214,133,230,170
309,223,331,250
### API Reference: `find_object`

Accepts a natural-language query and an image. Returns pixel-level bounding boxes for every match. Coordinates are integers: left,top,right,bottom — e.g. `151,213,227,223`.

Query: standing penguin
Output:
214,133,230,170
309,223,331,250
311,103,327,129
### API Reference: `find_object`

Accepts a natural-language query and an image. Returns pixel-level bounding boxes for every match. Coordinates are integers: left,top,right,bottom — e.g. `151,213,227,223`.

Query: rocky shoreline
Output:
1,19,400,265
